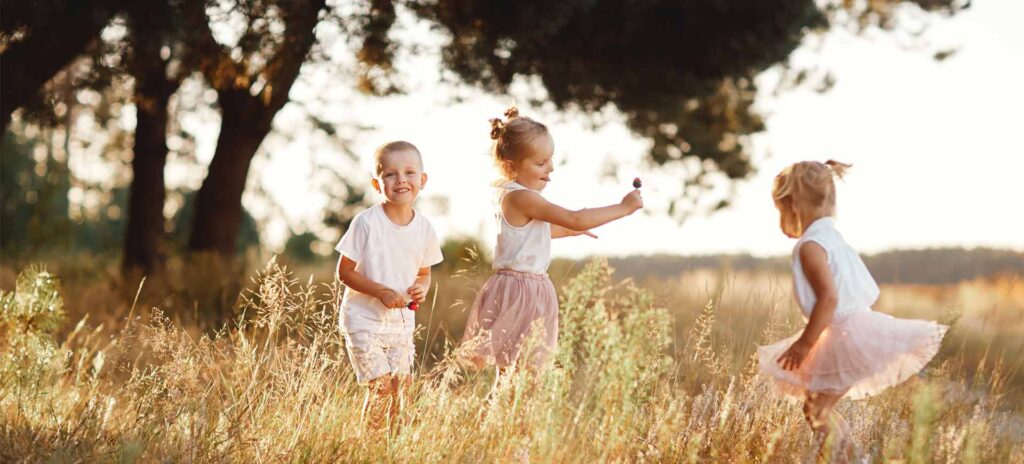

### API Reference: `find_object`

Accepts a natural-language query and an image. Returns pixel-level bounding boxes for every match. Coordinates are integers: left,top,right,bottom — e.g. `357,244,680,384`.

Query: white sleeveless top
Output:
792,217,880,319
492,182,552,275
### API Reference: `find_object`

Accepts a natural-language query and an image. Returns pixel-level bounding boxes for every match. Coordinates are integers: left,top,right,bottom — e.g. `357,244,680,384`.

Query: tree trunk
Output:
122,61,177,276
187,89,272,256
0,1,120,136
121,1,182,276
184,0,325,257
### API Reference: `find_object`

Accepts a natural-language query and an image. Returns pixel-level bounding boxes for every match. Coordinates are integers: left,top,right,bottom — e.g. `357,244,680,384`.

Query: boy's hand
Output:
407,283,427,303
621,190,643,213
375,287,407,309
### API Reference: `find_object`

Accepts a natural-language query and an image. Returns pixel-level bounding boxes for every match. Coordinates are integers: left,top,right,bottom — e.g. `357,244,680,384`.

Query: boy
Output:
335,141,443,428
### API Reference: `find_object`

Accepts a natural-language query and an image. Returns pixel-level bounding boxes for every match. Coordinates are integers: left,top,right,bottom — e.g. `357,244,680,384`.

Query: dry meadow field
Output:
2,254,1022,462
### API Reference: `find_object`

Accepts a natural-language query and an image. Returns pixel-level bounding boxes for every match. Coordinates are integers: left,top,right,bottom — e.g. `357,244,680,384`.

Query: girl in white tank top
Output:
757,161,947,461
492,181,552,275
461,107,643,372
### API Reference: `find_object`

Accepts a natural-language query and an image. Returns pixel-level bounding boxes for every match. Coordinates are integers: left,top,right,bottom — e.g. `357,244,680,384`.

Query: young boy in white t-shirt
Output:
335,141,443,428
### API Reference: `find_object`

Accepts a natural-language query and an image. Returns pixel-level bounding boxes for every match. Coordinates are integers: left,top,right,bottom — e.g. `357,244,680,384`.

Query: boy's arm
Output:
407,267,431,304
551,223,598,239
337,256,406,309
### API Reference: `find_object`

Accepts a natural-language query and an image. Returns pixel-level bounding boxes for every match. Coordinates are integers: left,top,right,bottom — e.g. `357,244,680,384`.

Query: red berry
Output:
408,301,419,311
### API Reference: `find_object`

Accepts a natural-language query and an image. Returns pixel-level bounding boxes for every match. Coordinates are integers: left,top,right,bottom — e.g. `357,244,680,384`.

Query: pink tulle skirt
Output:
757,309,948,401
461,269,559,369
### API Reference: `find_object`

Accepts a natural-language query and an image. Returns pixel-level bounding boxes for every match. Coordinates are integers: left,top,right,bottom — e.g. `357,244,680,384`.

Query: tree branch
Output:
0,0,123,135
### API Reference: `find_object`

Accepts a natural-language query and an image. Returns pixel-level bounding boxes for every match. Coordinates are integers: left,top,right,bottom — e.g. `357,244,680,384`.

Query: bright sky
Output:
226,1,1024,259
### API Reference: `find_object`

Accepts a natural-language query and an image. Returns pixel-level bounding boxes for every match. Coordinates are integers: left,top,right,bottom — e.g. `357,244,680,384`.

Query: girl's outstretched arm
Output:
778,241,838,371
551,224,598,239
506,189,642,232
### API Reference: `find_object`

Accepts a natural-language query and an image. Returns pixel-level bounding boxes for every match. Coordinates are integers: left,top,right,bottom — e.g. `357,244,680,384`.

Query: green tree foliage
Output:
414,0,823,173
283,232,320,263
1,134,70,256
0,0,126,133
0,125,135,259
411,0,966,215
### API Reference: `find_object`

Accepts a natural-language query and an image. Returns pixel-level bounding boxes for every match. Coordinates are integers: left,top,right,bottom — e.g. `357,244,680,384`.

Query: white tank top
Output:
492,182,552,274
792,217,881,319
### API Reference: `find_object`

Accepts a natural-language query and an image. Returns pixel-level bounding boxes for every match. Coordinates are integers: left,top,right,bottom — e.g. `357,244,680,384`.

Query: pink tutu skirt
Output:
758,309,948,400
461,269,559,369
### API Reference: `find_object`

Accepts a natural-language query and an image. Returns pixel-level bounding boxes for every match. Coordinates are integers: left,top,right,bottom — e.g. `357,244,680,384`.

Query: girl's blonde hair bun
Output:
824,159,852,180
489,118,505,140
488,105,550,180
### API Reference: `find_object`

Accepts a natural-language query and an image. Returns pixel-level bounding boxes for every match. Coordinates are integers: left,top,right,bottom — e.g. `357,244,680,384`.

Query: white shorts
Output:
343,331,415,384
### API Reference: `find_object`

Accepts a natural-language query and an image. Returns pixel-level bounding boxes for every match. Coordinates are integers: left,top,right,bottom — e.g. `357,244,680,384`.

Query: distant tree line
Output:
595,248,1024,285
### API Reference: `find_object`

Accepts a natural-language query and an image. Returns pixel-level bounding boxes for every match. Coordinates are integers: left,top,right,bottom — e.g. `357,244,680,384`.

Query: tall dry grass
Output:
1,258,1022,462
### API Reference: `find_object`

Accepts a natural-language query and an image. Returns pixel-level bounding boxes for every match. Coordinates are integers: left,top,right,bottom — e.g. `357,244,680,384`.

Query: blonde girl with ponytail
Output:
757,160,948,461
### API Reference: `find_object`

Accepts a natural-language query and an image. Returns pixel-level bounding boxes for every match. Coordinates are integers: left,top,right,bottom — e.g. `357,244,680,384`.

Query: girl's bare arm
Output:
550,223,598,239
778,242,838,370
507,189,642,232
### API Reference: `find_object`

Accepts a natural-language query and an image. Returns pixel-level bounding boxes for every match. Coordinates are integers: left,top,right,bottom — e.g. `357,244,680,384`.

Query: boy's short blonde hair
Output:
772,160,851,237
373,141,422,175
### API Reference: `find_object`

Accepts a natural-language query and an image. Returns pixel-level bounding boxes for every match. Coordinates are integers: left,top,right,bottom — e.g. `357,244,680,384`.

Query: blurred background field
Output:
3,244,1021,398
4,243,1019,385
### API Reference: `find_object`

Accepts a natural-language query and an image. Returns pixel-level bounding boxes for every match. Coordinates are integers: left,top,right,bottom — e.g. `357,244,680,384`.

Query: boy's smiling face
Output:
372,149,427,206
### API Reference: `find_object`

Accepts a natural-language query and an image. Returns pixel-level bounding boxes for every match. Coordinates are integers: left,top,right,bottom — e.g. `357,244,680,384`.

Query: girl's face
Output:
511,135,555,191
372,149,427,206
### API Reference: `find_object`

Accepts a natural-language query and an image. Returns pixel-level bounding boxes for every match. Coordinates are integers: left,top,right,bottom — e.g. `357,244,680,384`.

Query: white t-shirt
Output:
336,204,444,335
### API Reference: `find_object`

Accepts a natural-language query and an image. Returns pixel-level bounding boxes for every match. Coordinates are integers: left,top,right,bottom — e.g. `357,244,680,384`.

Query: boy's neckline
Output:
379,202,416,228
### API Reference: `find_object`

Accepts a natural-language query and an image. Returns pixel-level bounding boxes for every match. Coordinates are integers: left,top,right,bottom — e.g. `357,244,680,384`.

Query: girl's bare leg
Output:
489,366,510,397
804,391,854,463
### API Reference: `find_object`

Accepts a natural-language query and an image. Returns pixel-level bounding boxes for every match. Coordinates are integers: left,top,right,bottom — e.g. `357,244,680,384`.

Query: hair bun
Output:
503,106,519,120
824,159,852,179
489,118,505,140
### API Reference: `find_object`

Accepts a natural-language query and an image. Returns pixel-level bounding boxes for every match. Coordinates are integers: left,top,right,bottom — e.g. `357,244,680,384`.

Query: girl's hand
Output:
375,287,407,309
777,339,813,371
621,190,643,213
566,229,598,239
407,283,427,303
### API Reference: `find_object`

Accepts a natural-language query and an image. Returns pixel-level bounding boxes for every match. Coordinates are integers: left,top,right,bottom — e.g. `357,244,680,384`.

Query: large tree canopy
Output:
0,0,129,134
416,1,823,171
410,0,965,212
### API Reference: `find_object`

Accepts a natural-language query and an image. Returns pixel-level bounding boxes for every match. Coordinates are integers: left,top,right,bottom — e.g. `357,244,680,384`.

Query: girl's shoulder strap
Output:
503,181,530,192
498,181,534,202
